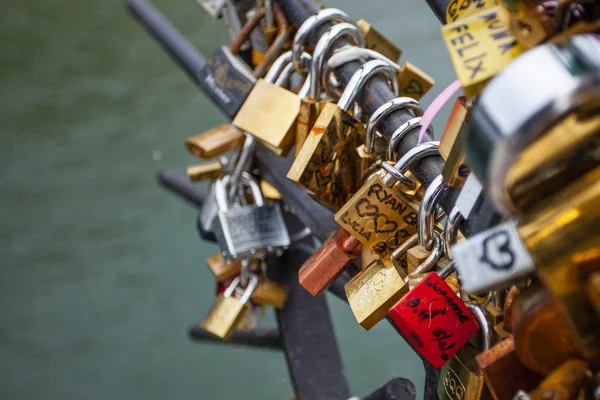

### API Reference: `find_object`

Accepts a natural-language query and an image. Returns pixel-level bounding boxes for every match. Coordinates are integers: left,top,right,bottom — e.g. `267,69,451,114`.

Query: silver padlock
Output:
451,221,535,294
213,172,290,261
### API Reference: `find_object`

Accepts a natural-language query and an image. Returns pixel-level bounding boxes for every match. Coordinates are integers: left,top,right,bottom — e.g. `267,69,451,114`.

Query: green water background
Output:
0,0,457,398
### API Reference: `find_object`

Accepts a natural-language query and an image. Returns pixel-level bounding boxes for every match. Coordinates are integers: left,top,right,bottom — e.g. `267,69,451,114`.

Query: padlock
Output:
291,8,354,76
442,5,525,97
475,335,544,400
446,0,500,23
437,302,494,400
298,227,361,296
298,228,361,296
220,0,250,51
359,97,424,179
185,124,246,159
507,2,554,48
356,18,402,62
201,274,259,339
441,96,471,187
252,279,289,309
206,253,242,282
186,160,224,182
511,283,590,376
389,261,479,368
233,23,365,156
529,360,590,400
518,167,600,360
484,291,505,328
452,220,535,294
213,172,290,261
259,179,281,201
335,142,438,257
345,252,408,330
465,34,600,214
396,62,435,101
396,230,444,280
288,60,399,210
197,183,219,242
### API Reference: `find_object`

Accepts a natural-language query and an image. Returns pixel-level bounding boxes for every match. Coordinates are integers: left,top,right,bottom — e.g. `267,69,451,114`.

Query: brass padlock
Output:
201,275,259,340
345,253,408,330
252,279,289,309
206,253,242,282
187,160,224,182
437,303,494,400
289,60,399,210
185,124,245,159
442,5,525,96
441,96,471,187
259,179,282,201
396,62,435,101
335,142,438,257
529,360,590,400
356,18,402,62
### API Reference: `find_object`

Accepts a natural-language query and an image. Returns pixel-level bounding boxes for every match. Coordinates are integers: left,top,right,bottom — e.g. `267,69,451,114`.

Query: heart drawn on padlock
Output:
315,170,332,188
403,79,424,96
372,214,398,234
355,198,379,217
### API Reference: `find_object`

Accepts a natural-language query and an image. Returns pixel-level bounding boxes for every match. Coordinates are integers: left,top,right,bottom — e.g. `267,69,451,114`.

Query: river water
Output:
0,0,458,398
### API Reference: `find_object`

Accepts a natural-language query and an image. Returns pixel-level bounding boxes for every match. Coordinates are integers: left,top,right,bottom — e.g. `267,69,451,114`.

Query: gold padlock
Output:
437,303,494,400
290,60,399,210
201,275,259,340
345,254,408,330
206,253,242,282
396,62,435,101
519,167,600,359
442,5,525,96
185,124,246,159
252,279,290,309
508,2,554,48
441,96,471,187
356,19,402,63
187,160,224,182
259,179,282,201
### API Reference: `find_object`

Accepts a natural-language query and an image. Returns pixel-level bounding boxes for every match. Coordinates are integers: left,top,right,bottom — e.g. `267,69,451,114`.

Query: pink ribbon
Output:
418,79,463,144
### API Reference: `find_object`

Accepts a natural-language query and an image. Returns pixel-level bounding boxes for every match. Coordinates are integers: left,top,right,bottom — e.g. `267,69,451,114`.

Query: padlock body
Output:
345,256,408,330
296,98,325,156
201,295,248,339
397,62,434,101
445,0,498,24
287,103,362,210
214,203,290,261
197,46,256,118
389,273,479,368
187,161,223,182
185,124,245,159
298,228,361,296
252,280,289,309
438,345,489,400
206,253,242,282
335,174,419,257
233,79,301,156
442,6,524,96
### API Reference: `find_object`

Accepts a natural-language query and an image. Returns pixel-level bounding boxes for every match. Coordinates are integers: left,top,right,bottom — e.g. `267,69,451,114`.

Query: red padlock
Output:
388,263,479,368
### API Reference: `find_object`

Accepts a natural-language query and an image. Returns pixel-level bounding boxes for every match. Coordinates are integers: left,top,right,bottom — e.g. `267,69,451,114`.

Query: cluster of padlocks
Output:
160,0,599,398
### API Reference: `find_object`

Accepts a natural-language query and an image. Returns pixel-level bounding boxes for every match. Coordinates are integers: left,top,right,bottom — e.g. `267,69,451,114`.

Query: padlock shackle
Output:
387,117,432,162
337,59,399,113
323,47,399,98
252,4,289,78
309,23,365,100
444,206,463,259
381,141,440,188
411,230,444,276
276,53,312,88
230,6,265,55
466,302,493,351
264,50,293,83
292,8,354,76
365,97,424,154
224,275,242,298
418,175,448,251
